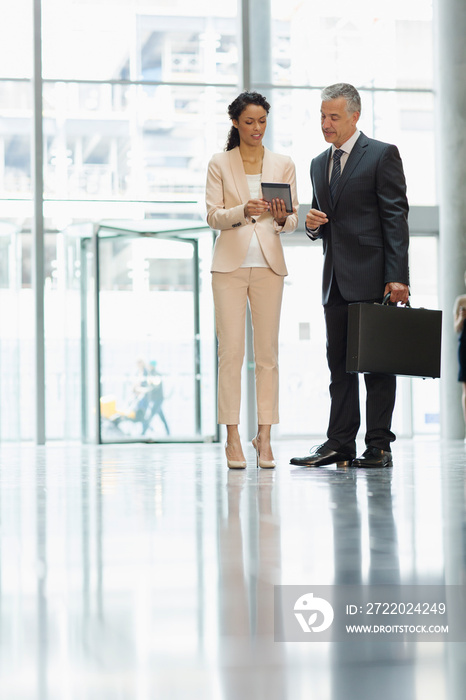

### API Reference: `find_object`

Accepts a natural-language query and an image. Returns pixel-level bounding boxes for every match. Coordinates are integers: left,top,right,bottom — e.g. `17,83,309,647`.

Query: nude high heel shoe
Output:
252,437,276,469
225,443,246,469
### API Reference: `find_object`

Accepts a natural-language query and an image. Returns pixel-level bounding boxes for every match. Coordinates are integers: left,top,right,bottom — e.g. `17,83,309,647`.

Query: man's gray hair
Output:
321,83,361,114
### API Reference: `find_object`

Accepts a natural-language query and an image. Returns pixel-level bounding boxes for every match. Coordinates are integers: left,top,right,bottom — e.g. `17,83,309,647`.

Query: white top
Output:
240,173,269,268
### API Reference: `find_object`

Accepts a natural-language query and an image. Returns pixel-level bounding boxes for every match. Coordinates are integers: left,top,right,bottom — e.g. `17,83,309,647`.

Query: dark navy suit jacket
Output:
308,132,410,305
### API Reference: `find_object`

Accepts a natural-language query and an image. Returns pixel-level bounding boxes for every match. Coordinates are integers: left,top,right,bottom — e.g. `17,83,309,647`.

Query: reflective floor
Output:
0,438,465,699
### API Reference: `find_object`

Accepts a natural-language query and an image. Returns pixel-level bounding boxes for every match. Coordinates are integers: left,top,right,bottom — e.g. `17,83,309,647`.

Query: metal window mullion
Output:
192,239,202,435
93,226,102,444
32,0,45,444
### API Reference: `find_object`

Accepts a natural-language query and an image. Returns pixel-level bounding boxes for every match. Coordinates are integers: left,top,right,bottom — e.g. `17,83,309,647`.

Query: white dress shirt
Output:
328,128,361,180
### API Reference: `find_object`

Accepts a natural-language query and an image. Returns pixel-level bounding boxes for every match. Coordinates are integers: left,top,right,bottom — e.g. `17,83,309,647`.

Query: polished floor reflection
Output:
0,438,465,699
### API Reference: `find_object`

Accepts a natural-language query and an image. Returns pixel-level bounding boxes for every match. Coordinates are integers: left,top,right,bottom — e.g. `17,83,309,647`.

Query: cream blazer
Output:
206,146,299,276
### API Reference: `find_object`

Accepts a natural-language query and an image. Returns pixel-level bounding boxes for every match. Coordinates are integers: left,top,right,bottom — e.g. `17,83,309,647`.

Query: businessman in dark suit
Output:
290,83,409,468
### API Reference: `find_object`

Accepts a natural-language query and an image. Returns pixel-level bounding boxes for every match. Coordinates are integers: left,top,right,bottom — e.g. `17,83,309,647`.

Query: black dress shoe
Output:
352,446,393,468
290,444,354,467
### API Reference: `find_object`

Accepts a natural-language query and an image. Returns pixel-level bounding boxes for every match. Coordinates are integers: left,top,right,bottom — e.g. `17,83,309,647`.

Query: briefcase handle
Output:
382,293,411,308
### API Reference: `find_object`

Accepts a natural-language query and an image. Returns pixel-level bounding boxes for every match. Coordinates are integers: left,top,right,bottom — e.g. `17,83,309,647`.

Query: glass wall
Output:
0,0,437,441
268,1,434,205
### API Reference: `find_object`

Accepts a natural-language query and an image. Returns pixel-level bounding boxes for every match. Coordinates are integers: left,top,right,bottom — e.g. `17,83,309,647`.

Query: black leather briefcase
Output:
346,298,442,378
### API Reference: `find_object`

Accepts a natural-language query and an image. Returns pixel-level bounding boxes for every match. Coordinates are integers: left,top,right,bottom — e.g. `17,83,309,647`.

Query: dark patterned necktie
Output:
329,148,344,202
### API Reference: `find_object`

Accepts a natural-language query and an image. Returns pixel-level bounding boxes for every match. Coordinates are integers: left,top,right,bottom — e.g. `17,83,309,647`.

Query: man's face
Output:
320,97,360,148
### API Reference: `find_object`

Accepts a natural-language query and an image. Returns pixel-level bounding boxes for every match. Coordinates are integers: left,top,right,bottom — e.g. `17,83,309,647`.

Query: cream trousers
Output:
212,267,284,425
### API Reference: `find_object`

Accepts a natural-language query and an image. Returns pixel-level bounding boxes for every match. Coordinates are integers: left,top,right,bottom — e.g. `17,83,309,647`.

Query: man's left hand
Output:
384,282,409,304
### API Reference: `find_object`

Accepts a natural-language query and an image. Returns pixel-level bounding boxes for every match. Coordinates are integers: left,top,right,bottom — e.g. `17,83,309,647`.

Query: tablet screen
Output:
261,182,293,213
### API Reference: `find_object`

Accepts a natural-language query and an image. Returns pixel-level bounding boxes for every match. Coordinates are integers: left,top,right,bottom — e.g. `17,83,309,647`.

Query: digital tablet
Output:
261,182,293,213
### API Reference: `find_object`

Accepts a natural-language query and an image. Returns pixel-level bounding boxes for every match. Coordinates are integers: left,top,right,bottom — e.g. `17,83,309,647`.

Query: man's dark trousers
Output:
323,277,396,454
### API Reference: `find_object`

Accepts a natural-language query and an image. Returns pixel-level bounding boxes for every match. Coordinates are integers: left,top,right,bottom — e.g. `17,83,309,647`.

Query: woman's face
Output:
232,104,267,148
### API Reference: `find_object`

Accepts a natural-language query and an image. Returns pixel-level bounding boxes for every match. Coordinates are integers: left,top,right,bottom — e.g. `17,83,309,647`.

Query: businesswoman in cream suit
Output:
206,91,298,469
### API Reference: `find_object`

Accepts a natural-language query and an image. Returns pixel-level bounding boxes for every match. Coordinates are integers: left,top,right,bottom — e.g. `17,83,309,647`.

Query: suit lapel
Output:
261,147,274,183
315,148,332,212
228,147,251,204
331,132,368,207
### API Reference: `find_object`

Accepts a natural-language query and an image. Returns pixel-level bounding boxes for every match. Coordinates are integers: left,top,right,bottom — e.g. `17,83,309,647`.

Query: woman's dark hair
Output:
225,91,270,151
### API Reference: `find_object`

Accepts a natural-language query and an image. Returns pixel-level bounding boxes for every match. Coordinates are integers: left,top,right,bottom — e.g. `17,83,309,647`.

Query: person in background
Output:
142,360,170,436
206,91,298,469
453,273,466,436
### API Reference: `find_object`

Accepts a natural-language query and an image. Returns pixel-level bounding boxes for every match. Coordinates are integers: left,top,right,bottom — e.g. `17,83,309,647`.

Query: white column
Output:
434,0,466,438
